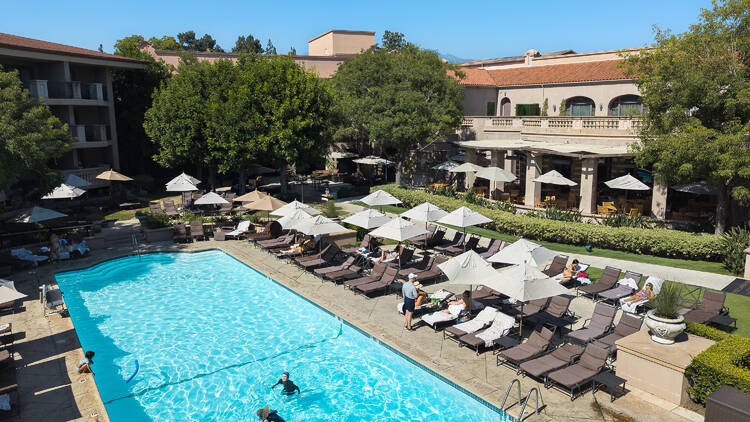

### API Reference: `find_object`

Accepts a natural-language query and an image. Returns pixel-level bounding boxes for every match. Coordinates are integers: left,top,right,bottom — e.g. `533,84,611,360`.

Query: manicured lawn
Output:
104,207,147,221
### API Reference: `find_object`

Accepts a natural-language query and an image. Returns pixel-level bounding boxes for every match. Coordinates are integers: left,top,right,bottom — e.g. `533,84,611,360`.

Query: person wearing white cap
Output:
403,273,418,330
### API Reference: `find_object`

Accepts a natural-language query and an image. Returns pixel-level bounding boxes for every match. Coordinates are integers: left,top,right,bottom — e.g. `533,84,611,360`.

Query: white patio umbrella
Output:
488,238,558,268
360,189,402,207
432,160,460,171
193,192,229,205
270,200,321,217
342,209,391,229
0,286,26,304
533,170,577,186
436,206,492,242
63,173,91,188
352,156,393,165
14,206,67,223
277,209,314,230
475,166,516,183
290,215,347,236
449,162,482,173
437,250,505,303
368,217,427,243
401,202,448,228
604,174,650,191
42,184,86,199
168,172,201,186
166,178,198,192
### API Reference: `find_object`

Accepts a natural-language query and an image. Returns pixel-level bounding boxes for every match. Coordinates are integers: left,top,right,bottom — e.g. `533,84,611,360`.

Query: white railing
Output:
462,116,643,133
461,118,474,126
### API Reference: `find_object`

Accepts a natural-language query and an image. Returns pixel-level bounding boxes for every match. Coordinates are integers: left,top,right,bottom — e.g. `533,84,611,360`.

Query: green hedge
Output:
375,184,723,261
686,334,750,404
685,321,730,342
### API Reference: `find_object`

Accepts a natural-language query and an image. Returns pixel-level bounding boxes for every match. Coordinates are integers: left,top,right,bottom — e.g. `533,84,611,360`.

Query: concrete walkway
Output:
338,199,735,290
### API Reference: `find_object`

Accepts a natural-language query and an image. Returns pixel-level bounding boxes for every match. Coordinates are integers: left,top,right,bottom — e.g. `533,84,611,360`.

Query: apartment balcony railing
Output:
69,124,110,143
60,166,110,188
461,115,642,138
27,80,106,101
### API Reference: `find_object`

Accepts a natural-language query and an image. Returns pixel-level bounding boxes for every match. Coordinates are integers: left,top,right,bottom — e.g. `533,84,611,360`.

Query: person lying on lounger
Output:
555,259,580,281
441,291,471,314
623,282,654,303
280,237,316,255
271,371,300,395
371,249,398,264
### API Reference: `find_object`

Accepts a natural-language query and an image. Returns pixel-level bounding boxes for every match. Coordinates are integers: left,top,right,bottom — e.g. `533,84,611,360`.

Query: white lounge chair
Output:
459,312,516,354
226,221,251,239
444,307,499,339
620,276,663,313
420,300,484,331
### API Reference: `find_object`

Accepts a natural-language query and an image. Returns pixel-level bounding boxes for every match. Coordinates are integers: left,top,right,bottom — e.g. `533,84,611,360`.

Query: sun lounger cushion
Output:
500,327,555,363
519,343,584,378
472,312,515,347
446,307,498,336
548,344,609,388
422,304,464,327
598,277,638,301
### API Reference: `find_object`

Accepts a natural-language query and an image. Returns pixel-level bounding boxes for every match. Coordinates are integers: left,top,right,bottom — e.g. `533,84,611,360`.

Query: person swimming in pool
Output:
270,372,300,395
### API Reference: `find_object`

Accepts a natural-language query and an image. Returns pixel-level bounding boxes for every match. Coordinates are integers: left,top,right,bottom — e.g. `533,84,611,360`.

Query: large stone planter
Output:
143,227,173,243
645,310,686,345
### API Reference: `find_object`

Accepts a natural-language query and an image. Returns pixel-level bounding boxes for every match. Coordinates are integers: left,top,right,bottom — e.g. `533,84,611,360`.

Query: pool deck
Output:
5,238,704,422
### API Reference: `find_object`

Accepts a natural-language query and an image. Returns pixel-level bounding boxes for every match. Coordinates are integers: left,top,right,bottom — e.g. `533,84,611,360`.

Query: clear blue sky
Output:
2,0,713,60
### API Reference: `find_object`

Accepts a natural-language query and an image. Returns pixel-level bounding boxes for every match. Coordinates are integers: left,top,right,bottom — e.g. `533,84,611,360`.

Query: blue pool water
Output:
56,250,508,421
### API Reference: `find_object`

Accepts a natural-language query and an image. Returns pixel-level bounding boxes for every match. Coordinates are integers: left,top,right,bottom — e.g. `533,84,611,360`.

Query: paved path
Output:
338,199,735,290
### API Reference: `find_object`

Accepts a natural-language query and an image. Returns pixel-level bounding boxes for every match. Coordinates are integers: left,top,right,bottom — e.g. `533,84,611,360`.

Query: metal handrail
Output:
519,387,544,420
500,378,522,411
131,233,141,261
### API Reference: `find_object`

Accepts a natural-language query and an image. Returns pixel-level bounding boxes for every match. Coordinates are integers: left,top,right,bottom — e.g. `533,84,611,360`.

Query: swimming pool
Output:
56,250,508,421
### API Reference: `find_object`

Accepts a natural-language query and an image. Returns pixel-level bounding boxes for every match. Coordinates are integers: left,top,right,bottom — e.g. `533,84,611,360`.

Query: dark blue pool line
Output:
55,249,509,419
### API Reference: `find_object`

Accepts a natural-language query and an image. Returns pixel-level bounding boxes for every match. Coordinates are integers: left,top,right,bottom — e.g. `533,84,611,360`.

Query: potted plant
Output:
644,280,686,344
141,212,174,242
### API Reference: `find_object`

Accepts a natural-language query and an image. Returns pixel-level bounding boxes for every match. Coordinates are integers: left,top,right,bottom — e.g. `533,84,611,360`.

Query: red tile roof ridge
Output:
0,32,145,64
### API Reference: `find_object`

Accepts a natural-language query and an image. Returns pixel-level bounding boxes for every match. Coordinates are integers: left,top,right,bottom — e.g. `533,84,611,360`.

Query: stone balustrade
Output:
460,115,642,138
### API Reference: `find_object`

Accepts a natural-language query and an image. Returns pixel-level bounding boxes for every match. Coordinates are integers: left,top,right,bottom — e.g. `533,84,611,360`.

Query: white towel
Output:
452,307,498,334
475,312,515,347
620,298,646,314
421,310,458,326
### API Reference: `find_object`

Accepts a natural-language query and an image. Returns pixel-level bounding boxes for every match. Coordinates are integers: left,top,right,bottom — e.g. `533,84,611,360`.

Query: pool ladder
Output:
499,378,545,421
131,233,141,261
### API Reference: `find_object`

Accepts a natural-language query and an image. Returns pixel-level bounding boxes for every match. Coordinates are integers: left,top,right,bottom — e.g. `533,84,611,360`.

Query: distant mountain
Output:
439,52,470,64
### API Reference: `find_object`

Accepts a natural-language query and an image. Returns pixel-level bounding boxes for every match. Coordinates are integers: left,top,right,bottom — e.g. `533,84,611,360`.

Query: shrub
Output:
323,200,338,218
721,225,750,275
686,334,750,404
526,207,582,223
652,280,681,319
685,321,730,341
142,212,171,229
374,184,724,261
495,201,517,214
601,213,650,229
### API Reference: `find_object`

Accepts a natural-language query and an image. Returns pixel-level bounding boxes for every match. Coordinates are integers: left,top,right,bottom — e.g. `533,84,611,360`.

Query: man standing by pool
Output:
270,371,300,395
403,273,418,331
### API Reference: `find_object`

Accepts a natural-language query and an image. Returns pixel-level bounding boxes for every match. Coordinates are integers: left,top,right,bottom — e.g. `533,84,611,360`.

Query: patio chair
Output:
322,264,363,282
396,247,415,269
412,256,448,284
597,271,643,303
478,239,505,259
528,295,575,335
314,256,359,277
542,255,569,277
424,228,446,248
593,313,643,355
398,254,432,276
567,303,616,344
353,265,398,297
226,221,251,239
189,221,205,241
434,232,464,253
42,284,66,317
297,244,340,269
163,201,179,217
498,325,556,373
546,343,610,400
344,263,388,289
518,343,585,381
471,285,504,302
408,224,437,246
258,233,295,249
513,297,549,319
420,299,472,332
443,307,499,342
397,289,454,316
247,221,283,242
213,230,226,241
173,224,189,242
443,235,479,256
684,290,729,324
343,234,374,254
458,311,517,355
149,202,163,213
620,276,664,314
577,266,622,297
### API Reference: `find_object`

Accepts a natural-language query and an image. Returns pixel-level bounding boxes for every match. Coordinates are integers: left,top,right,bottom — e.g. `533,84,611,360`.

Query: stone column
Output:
465,149,478,190
490,150,505,197
579,157,598,214
651,178,668,220
743,247,750,280
524,153,542,207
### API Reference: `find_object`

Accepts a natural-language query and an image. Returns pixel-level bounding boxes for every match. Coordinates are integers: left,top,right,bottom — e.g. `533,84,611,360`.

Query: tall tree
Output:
624,0,750,233
265,39,277,55
381,30,406,51
332,33,464,183
177,31,223,52
148,35,180,50
0,67,73,196
289,46,297,55
233,35,263,53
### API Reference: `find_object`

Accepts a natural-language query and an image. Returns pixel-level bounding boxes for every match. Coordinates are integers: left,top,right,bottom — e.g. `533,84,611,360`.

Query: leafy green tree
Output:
233,35,263,53
332,33,464,183
177,31,223,52
623,0,750,233
148,35,180,50
289,46,297,55
0,67,73,196
265,39,277,55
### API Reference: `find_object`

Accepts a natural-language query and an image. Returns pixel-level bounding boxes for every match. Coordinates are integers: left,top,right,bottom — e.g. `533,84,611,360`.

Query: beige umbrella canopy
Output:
96,169,133,182
475,166,516,183
449,162,482,173
234,190,267,203
244,196,287,211
533,170,577,186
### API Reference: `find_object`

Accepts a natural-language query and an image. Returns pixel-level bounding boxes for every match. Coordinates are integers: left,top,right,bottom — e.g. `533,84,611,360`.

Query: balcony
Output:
60,166,111,189
27,80,107,102
69,124,111,146
458,115,642,143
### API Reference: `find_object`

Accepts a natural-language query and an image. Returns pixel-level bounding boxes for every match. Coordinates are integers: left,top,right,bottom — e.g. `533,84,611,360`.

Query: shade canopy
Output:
449,162,482,173
244,196,287,211
436,206,492,228
352,156,393,165
270,200,321,217
14,206,67,223
42,184,86,199
432,160,460,171
166,178,198,192
290,215,347,236
361,189,402,207
234,190,267,202
401,202,448,223
491,263,568,302
673,181,719,196
488,238,558,267
277,209,314,229
438,250,503,286
533,170,577,186
63,173,91,188
96,169,133,181
0,286,26,303
167,172,201,186
475,166,517,183
604,174,650,191
368,217,427,242
342,209,391,229
193,192,229,205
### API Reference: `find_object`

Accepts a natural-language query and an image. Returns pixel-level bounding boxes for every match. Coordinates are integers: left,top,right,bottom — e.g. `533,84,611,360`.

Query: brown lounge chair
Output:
418,228,446,249
434,232,464,252
542,255,569,277
597,271,643,302
296,244,332,264
498,325,556,373
471,285,504,302
149,202,163,213
518,343,585,380
514,297,549,319
344,263,387,289
173,224,189,243
528,296,575,336
398,255,432,276
546,343,610,400
411,256,448,284
594,313,643,354
395,246,415,269
577,266,622,297
297,244,340,269
247,221,283,242
343,234,378,255
567,303,616,344
314,256,359,277
163,200,180,217
408,224,437,246
189,221,205,241
323,264,362,282
684,290,728,324
443,236,479,256
259,233,295,249
478,239,505,259
353,266,398,297
444,307,499,342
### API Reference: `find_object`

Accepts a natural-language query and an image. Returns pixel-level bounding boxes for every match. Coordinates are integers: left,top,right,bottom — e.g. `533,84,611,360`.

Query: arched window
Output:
608,95,643,116
499,98,511,116
565,96,595,116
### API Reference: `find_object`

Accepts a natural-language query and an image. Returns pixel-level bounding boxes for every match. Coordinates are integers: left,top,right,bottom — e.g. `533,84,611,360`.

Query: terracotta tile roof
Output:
0,33,145,65
454,59,631,87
